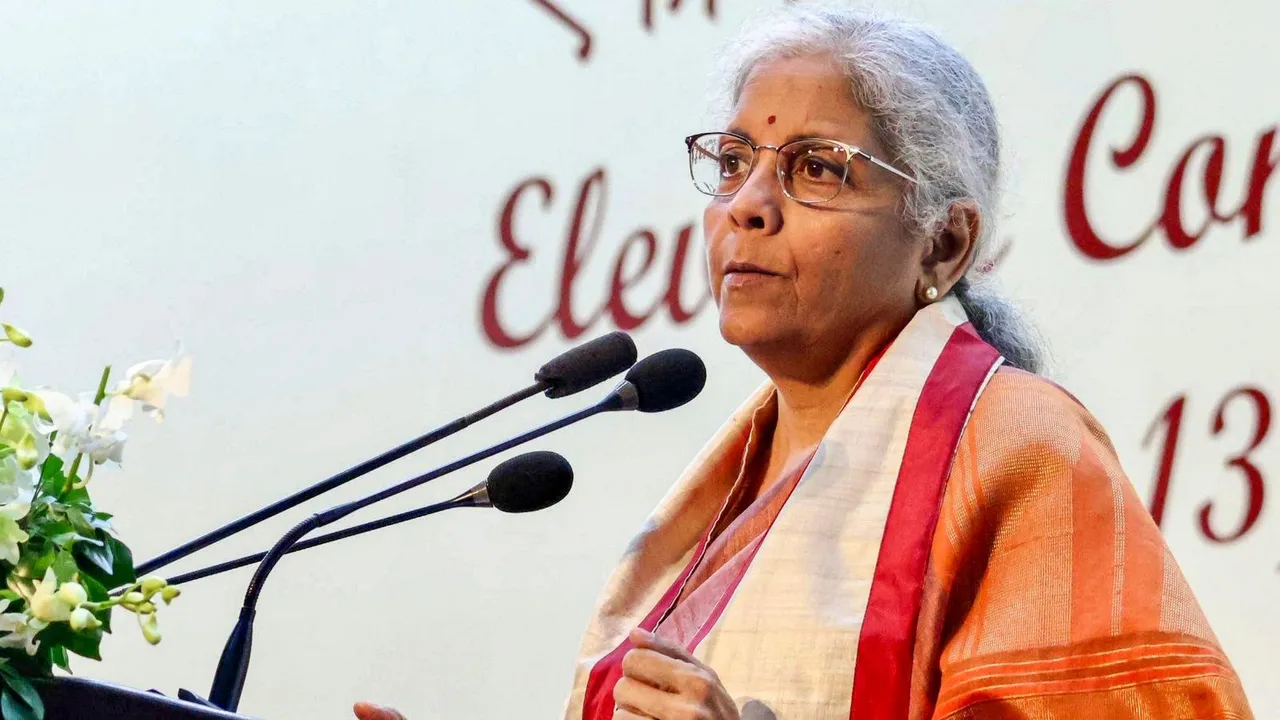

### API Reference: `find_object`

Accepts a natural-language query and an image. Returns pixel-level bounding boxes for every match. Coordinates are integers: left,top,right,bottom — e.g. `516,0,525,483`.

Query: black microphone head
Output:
486,451,573,513
535,332,638,399
623,348,707,413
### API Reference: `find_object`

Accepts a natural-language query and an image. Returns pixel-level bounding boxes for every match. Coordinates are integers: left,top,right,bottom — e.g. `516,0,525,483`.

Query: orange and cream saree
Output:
564,298,1253,719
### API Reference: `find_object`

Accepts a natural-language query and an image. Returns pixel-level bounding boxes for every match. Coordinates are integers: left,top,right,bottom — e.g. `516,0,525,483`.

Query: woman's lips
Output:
723,261,782,289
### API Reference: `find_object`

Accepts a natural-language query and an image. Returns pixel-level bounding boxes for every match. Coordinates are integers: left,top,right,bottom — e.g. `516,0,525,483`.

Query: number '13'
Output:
1145,387,1271,542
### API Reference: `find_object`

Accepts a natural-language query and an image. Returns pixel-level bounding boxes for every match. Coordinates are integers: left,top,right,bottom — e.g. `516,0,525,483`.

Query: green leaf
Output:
89,513,114,533
77,575,107,604
50,551,77,585
107,536,135,586
22,544,58,581
0,689,39,720
64,510,93,538
39,455,63,479
36,623,102,662
76,576,111,634
37,457,65,498
0,651,51,683
60,487,90,507
47,533,85,552
73,532,134,589
29,525,73,555
75,539,113,579
48,647,69,673
0,667,44,718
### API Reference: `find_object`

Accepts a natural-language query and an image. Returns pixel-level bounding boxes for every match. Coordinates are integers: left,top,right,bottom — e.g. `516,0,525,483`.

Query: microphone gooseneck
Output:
206,347,700,712
167,452,573,586
136,332,635,577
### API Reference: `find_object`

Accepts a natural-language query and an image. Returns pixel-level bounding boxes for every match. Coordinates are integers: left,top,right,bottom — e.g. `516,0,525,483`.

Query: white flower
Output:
56,581,88,607
139,611,161,645
140,576,167,596
69,606,101,631
0,456,36,562
115,352,191,422
37,391,132,467
27,568,76,623
0,401,49,470
0,454,37,506
0,505,31,566
0,599,45,656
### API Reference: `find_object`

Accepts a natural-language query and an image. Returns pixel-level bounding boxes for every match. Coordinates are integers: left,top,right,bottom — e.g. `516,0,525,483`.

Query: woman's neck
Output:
751,326,897,462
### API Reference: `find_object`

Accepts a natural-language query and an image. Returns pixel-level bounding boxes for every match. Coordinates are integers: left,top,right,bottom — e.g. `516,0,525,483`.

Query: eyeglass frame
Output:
683,131,916,205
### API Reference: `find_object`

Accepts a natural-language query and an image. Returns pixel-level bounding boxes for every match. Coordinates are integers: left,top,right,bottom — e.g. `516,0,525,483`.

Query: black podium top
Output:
35,676,257,720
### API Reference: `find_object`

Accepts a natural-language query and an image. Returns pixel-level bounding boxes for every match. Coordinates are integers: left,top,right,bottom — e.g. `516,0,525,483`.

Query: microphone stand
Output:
206,385,639,711
166,499,466,585
135,383,545,577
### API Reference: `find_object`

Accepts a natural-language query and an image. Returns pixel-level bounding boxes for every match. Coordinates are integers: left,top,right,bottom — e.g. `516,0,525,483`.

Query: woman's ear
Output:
919,200,980,297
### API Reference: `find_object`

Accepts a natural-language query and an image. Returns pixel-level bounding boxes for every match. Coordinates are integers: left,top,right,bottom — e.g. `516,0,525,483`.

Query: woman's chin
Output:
718,311,787,349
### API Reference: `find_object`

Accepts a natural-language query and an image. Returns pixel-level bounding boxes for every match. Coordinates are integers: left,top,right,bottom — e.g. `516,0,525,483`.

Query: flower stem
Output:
93,365,112,405
65,453,83,494
0,406,8,432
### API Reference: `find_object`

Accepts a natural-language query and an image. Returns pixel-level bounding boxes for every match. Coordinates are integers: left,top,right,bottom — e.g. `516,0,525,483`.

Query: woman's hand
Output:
612,628,740,720
353,702,406,720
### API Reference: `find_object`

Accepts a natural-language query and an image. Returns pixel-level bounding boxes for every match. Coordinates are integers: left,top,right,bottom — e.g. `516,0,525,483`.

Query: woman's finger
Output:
614,676,683,719
629,628,702,667
621,647,692,692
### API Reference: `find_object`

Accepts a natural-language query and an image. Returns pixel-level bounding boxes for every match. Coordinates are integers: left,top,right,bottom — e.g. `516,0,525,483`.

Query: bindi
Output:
767,115,777,125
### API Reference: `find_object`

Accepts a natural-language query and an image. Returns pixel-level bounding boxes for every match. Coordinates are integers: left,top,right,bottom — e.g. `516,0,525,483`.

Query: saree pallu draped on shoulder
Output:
563,298,1253,719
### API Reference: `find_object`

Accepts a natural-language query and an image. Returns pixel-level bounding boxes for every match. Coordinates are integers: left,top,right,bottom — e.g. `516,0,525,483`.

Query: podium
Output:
34,676,256,719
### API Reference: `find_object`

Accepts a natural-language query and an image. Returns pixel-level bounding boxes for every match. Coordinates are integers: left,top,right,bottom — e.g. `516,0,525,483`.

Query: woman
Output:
358,5,1253,719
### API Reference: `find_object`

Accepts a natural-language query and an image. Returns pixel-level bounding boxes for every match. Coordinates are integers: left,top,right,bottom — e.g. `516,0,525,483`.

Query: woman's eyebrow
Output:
727,126,862,147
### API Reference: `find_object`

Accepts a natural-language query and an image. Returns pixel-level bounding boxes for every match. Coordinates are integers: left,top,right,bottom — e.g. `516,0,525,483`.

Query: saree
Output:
564,298,1253,719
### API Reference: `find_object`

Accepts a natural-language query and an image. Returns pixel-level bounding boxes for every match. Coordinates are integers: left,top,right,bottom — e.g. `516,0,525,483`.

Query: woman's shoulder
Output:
954,366,1123,509
966,365,1113,455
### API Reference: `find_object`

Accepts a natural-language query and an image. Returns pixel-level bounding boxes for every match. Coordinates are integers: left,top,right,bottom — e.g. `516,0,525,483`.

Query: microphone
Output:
165,451,573,586
617,348,708,413
135,331,635,577
205,347,706,712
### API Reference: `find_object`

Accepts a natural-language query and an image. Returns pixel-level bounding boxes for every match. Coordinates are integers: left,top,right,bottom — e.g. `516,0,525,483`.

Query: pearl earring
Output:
924,286,939,302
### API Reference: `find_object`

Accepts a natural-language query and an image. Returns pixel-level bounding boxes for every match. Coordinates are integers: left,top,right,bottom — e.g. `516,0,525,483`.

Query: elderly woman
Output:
556,6,1254,720
356,5,1253,720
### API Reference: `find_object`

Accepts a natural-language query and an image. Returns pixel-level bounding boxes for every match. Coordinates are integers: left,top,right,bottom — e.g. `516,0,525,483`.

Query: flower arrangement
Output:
0,287,190,720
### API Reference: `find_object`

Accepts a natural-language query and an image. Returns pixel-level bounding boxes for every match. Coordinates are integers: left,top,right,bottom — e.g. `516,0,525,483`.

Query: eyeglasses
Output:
684,131,915,204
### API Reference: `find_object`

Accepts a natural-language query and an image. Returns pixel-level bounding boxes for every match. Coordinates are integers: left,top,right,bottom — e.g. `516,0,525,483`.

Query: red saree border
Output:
849,324,1001,719
581,531,711,719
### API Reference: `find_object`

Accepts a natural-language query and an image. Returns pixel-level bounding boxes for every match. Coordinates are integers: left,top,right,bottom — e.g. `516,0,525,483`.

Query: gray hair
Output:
709,2,1047,373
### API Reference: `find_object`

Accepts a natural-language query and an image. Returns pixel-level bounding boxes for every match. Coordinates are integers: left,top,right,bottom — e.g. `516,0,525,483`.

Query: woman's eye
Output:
720,152,747,176
802,158,830,179
790,152,843,184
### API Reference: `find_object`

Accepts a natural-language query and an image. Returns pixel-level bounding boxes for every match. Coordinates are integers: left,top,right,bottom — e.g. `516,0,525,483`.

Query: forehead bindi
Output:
734,56,872,145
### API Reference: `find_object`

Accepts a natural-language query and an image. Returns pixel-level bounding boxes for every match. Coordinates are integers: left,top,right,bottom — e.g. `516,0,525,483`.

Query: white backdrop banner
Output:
0,0,1274,717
